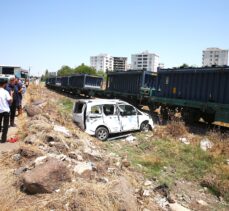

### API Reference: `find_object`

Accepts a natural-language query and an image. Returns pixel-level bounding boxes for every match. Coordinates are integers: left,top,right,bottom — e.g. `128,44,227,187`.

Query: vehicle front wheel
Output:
140,121,150,132
95,127,109,141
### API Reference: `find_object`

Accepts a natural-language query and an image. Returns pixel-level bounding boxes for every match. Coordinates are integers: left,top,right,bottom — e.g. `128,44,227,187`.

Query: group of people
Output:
0,77,23,143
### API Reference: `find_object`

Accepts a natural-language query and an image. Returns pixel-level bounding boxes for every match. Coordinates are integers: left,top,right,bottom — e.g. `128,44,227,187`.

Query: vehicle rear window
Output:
91,105,102,114
74,102,84,113
103,104,115,116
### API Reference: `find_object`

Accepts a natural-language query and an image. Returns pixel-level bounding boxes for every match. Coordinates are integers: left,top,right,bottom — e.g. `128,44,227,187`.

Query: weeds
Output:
106,127,229,202
59,98,74,113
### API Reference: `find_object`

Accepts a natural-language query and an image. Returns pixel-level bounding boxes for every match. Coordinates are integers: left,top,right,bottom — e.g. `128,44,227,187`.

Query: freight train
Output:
46,66,229,124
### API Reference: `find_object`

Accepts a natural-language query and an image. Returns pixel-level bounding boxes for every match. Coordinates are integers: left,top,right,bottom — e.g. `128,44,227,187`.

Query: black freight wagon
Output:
105,70,157,105
107,70,157,95
55,77,61,86
46,77,56,85
150,66,229,123
69,74,103,89
67,74,103,95
60,76,69,87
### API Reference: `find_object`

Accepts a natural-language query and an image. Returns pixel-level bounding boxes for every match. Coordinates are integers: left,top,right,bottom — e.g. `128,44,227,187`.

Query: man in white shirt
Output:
0,79,13,143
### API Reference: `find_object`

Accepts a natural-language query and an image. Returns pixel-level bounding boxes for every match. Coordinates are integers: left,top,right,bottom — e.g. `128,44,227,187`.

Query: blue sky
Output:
0,0,228,75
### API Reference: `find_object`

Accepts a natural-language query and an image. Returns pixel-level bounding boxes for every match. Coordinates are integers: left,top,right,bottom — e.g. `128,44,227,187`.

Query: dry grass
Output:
164,121,188,138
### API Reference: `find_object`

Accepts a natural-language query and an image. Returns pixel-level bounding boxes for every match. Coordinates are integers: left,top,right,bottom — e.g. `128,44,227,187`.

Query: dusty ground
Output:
0,84,228,211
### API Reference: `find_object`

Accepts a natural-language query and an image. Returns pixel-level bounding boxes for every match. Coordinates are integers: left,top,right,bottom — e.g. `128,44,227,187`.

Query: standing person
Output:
6,77,17,127
15,77,23,116
0,79,12,143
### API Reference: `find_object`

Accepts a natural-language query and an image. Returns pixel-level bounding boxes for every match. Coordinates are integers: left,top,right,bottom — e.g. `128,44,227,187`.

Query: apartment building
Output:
90,54,113,72
131,51,159,72
202,48,228,66
113,57,127,71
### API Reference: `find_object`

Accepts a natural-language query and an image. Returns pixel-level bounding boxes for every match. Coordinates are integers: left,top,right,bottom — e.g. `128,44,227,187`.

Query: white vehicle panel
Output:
72,99,154,139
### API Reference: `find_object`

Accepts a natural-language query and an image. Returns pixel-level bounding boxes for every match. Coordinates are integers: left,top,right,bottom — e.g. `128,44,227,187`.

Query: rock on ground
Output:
111,177,138,211
169,202,191,211
21,158,71,194
24,105,42,117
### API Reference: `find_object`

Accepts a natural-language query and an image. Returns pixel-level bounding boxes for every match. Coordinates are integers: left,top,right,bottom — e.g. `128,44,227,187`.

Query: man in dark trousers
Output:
0,79,12,143
6,77,18,127
15,77,23,116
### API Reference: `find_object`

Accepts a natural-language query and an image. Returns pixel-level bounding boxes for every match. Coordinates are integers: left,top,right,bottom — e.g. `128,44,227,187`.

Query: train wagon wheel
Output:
202,113,215,124
181,109,201,124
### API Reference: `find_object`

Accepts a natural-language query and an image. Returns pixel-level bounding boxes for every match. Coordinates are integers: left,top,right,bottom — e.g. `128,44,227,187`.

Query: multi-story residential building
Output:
90,54,113,72
113,57,127,71
202,48,228,66
131,51,159,72
127,64,132,70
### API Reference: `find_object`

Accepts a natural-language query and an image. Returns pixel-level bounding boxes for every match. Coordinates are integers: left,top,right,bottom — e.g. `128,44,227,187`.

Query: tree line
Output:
41,64,106,81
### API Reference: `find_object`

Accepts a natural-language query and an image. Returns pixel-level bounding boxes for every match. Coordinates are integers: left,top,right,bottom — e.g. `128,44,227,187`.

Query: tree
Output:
41,69,49,81
180,63,189,68
57,65,73,76
74,63,96,75
96,69,107,79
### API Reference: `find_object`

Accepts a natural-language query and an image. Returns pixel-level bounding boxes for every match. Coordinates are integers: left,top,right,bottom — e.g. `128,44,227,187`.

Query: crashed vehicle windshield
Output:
72,99,154,140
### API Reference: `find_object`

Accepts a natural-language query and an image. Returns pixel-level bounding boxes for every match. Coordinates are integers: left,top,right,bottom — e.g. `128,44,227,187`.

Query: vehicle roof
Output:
75,98,129,105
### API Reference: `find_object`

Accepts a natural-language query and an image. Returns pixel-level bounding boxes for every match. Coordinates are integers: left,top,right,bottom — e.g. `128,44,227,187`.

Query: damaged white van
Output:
72,99,154,140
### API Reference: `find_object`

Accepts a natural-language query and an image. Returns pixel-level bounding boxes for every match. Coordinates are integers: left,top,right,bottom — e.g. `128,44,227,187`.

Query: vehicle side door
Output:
86,105,103,132
72,102,86,130
118,104,139,131
102,104,121,133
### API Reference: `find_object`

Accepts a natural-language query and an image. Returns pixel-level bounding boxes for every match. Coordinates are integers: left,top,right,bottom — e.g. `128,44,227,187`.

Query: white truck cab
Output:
73,99,154,140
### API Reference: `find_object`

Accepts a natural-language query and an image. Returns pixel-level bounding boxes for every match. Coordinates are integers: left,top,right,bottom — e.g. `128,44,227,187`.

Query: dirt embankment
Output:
0,84,228,211
0,85,161,211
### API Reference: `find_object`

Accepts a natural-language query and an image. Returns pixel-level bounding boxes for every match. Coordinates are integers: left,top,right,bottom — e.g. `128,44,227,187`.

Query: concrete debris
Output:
73,162,94,175
226,159,229,165
24,134,38,145
144,180,152,186
65,188,76,196
107,167,116,173
14,166,28,175
169,202,190,211
179,137,190,145
33,156,48,167
137,164,143,169
21,158,71,194
143,189,151,197
125,135,136,143
154,195,169,209
48,153,71,162
83,147,102,159
11,153,21,161
143,208,150,211
200,138,214,151
197,199,208,206
54,125,72,138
